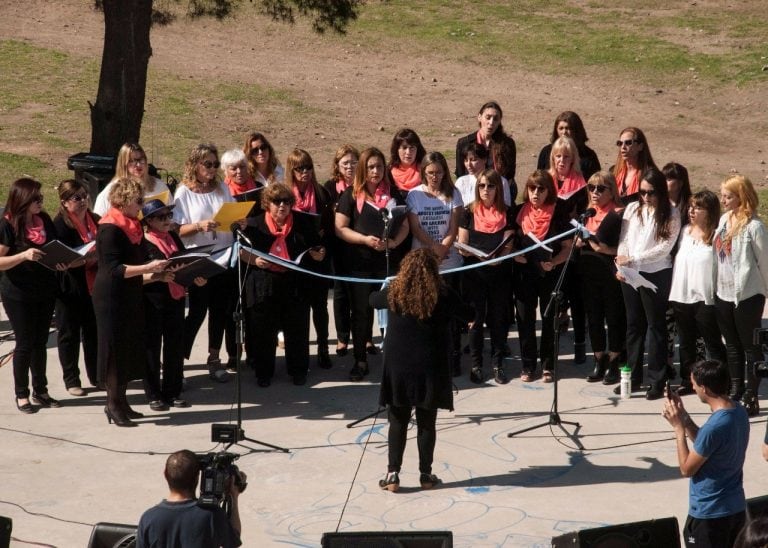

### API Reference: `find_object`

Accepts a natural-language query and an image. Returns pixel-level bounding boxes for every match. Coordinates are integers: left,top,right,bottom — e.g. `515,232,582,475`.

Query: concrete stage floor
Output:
1,298,767,547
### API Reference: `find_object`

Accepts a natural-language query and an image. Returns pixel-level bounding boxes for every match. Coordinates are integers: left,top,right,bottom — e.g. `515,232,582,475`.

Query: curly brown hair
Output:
387,248,442,320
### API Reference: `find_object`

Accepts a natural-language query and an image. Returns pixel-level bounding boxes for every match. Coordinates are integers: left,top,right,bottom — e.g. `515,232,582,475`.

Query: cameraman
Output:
136,449,245,548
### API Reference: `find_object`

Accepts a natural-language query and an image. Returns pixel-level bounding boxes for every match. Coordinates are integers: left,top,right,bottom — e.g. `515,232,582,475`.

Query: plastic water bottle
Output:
620,365,632,400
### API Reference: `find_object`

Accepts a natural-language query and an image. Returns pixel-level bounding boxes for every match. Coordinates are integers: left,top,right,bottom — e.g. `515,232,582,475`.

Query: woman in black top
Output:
576,172,626,384
457,169,513,385
53,179,100,396
239,183,325,387
0,178,61,413
513,170,573,382
373,248,473,492
536,111,601,181
93,178,168,427
322,144,359,357
335,147,409,382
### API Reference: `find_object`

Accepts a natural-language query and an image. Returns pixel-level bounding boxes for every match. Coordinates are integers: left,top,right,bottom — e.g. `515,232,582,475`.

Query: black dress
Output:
93,224,147,384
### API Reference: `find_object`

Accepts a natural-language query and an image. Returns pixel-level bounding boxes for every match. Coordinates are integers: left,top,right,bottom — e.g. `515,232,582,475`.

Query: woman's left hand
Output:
615,255,630,266
193,276,207,287
541,261,554,272
432,243,449,260
55,262,70,271
308,246,326,261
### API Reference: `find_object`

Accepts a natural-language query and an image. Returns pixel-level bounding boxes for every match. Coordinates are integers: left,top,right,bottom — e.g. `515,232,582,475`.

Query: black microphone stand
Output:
217,226,289,452
346,209,392,428
507,221,585,450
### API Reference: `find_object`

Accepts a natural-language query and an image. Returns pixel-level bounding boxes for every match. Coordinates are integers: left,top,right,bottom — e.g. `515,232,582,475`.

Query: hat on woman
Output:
141,199,175,221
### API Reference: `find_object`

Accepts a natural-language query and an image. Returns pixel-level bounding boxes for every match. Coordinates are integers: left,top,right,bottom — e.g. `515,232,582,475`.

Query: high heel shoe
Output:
104,407,137,427
124,407,145,419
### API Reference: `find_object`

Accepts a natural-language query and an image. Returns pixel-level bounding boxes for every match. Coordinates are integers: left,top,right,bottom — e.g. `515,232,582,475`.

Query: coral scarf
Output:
265,212,293,273
224,175,257,197
336,179,351,196
356,180,392,214
99,207,143,245
585,202,616,234
68,210,99,293
144,229,185,300
555,171,586,198
473,203,506,234
292,183,317,214
517,202,555,241
390,164,420,191
25,214,46,245
615,167,639,197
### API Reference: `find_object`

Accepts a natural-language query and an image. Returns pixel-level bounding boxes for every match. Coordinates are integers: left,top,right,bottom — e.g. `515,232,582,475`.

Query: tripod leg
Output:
346,408,385,428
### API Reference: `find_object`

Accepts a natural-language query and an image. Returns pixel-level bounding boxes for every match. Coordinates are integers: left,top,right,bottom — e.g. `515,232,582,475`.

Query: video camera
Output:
751,328,768,378
196,451,247,510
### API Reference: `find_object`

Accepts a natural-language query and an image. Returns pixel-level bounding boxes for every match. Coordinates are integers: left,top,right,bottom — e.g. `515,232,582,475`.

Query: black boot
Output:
586,354,608,383
743,364,760,417
602,355,621,385
729,378,745,401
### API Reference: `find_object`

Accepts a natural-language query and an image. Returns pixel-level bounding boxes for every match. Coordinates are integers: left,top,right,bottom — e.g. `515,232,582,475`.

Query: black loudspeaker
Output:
551,516,680,548
747,494,768,520
87,522,138,548
0,516,11,548
321,531,452,548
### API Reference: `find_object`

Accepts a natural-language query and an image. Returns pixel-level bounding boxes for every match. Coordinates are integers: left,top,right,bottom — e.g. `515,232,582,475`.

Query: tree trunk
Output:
89,0,153,155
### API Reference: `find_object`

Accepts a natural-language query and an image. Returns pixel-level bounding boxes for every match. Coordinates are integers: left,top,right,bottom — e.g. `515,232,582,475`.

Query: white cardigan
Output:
617,201,681,273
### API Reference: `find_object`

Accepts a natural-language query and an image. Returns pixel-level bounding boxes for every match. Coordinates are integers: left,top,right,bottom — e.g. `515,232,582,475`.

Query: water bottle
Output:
620,365,632,400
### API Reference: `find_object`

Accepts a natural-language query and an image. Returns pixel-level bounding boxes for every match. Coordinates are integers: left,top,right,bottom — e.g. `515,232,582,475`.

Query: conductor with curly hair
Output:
371,248,473,493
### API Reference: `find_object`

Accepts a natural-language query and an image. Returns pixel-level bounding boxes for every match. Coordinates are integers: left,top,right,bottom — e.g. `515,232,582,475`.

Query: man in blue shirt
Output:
662,359,750,548
137,449,244,548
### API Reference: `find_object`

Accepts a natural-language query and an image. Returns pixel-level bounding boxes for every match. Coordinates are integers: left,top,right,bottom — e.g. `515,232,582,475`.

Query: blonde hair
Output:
722,174,759,243
548,136,582,179
182,143,219,187
114,143,152,189
108,177,144,209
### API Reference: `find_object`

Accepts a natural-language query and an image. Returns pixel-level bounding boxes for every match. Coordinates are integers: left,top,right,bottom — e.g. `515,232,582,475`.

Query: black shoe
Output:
493,367,509,385
125,407,145,419
676,384,695,396
613,382,641,395
419,473,441,490
16,398,36,414
317,351,332,370
366,343,378,355
469,366,484,384
587,355,608,383
257,377,271,388
336,342,349,357
149,400,168,411
225,357,238,373
168,398,189,408
645,387,664,400
378,472,399,492
293,374,307,386
349,362,369,382
31,393,61,408
104,407,137,427
574,342,587,365
729,379,745,401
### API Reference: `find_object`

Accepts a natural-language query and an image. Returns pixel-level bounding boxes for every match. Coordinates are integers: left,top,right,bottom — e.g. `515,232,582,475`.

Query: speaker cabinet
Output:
551,516,680,548
321,531,452,548
0,516,11,548
87,522,137,548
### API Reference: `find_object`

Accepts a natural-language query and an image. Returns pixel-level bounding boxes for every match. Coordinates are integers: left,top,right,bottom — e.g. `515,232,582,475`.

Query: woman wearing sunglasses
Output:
0,179,62,413
576,172,625,384
513,170,573,383
53,179,100,396
173,143,238,381
611,127,658,205
285,149,334,370
457,169,513,384
243,132,284,186
537,111,601,182
238,184,325,387
616,169,681,400
94,142,173,216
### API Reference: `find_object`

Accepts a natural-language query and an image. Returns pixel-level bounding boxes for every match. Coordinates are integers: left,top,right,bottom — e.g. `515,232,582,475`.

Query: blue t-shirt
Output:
689,405,749,519
136,499,241,548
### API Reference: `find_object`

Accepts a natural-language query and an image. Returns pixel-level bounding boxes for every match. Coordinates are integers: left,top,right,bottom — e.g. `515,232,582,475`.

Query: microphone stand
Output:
346,209,392,428
219,226,289,452
507,219,586,450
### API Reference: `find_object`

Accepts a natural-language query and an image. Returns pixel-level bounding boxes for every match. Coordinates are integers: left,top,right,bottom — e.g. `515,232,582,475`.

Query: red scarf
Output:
356,180,392,214
68,210,99,293
473,203,506,233
265,212,293,273
615,166,639,197
555,171,586,198
517,202,555,241
224,175,257,197
25,214,46,245
144,229,185,300
99,207,143,245
292,183,317,214
335,178,351,196
390,164,421,191
586,202,616,233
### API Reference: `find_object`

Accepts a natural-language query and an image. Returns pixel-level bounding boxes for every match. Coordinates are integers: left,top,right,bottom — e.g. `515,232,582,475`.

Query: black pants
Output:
332,279,351,345
3,296,55,399
673,301,727,385
184,269,236,359
683,512,745,548
306,280,330,353
563,261,586,343
514,265,559,372
144,297,185,402
580,257,626,354
715,293,765,384
621,268,673,388
55,293,98,388
387,405,438,475
349,272,379,363
466,268,509,368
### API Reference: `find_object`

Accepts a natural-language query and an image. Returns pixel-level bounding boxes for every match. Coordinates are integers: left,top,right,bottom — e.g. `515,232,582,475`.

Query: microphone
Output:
230,223,253,246
578,208,597,222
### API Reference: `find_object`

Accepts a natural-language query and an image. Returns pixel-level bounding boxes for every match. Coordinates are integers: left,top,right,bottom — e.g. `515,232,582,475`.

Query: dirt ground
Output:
1,0,767,188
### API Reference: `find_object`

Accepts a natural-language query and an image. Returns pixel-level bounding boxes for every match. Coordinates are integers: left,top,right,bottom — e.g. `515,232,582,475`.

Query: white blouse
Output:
617,201,681,273
669,227,717,305
173,182,234,249
93,177,173,216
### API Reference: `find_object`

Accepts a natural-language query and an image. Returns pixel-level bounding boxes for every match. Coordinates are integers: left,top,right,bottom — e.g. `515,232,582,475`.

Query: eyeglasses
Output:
294,165,313,173
527,185,547,193
201,161,220,169
150,213,173,221
32,195,44,204
128,157,147,166
638,189,656,197
272,198,293,206
477,183,496,190
616,139,639,147
689,204,703,211
68,193,88,202
250,145,269,154
587,184,608,194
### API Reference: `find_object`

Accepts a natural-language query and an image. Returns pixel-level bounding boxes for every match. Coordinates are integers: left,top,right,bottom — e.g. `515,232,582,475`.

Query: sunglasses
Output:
32,195,44,204
477,183,496,190
68,193,88,202
587,184,608,194
251,145,269,154
616,139,640,147
128,157,147,166
150,213,174,221
272,198,293,206
201,161,221,169
638,189,657,197
294,165,313,173
527,185,547,193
